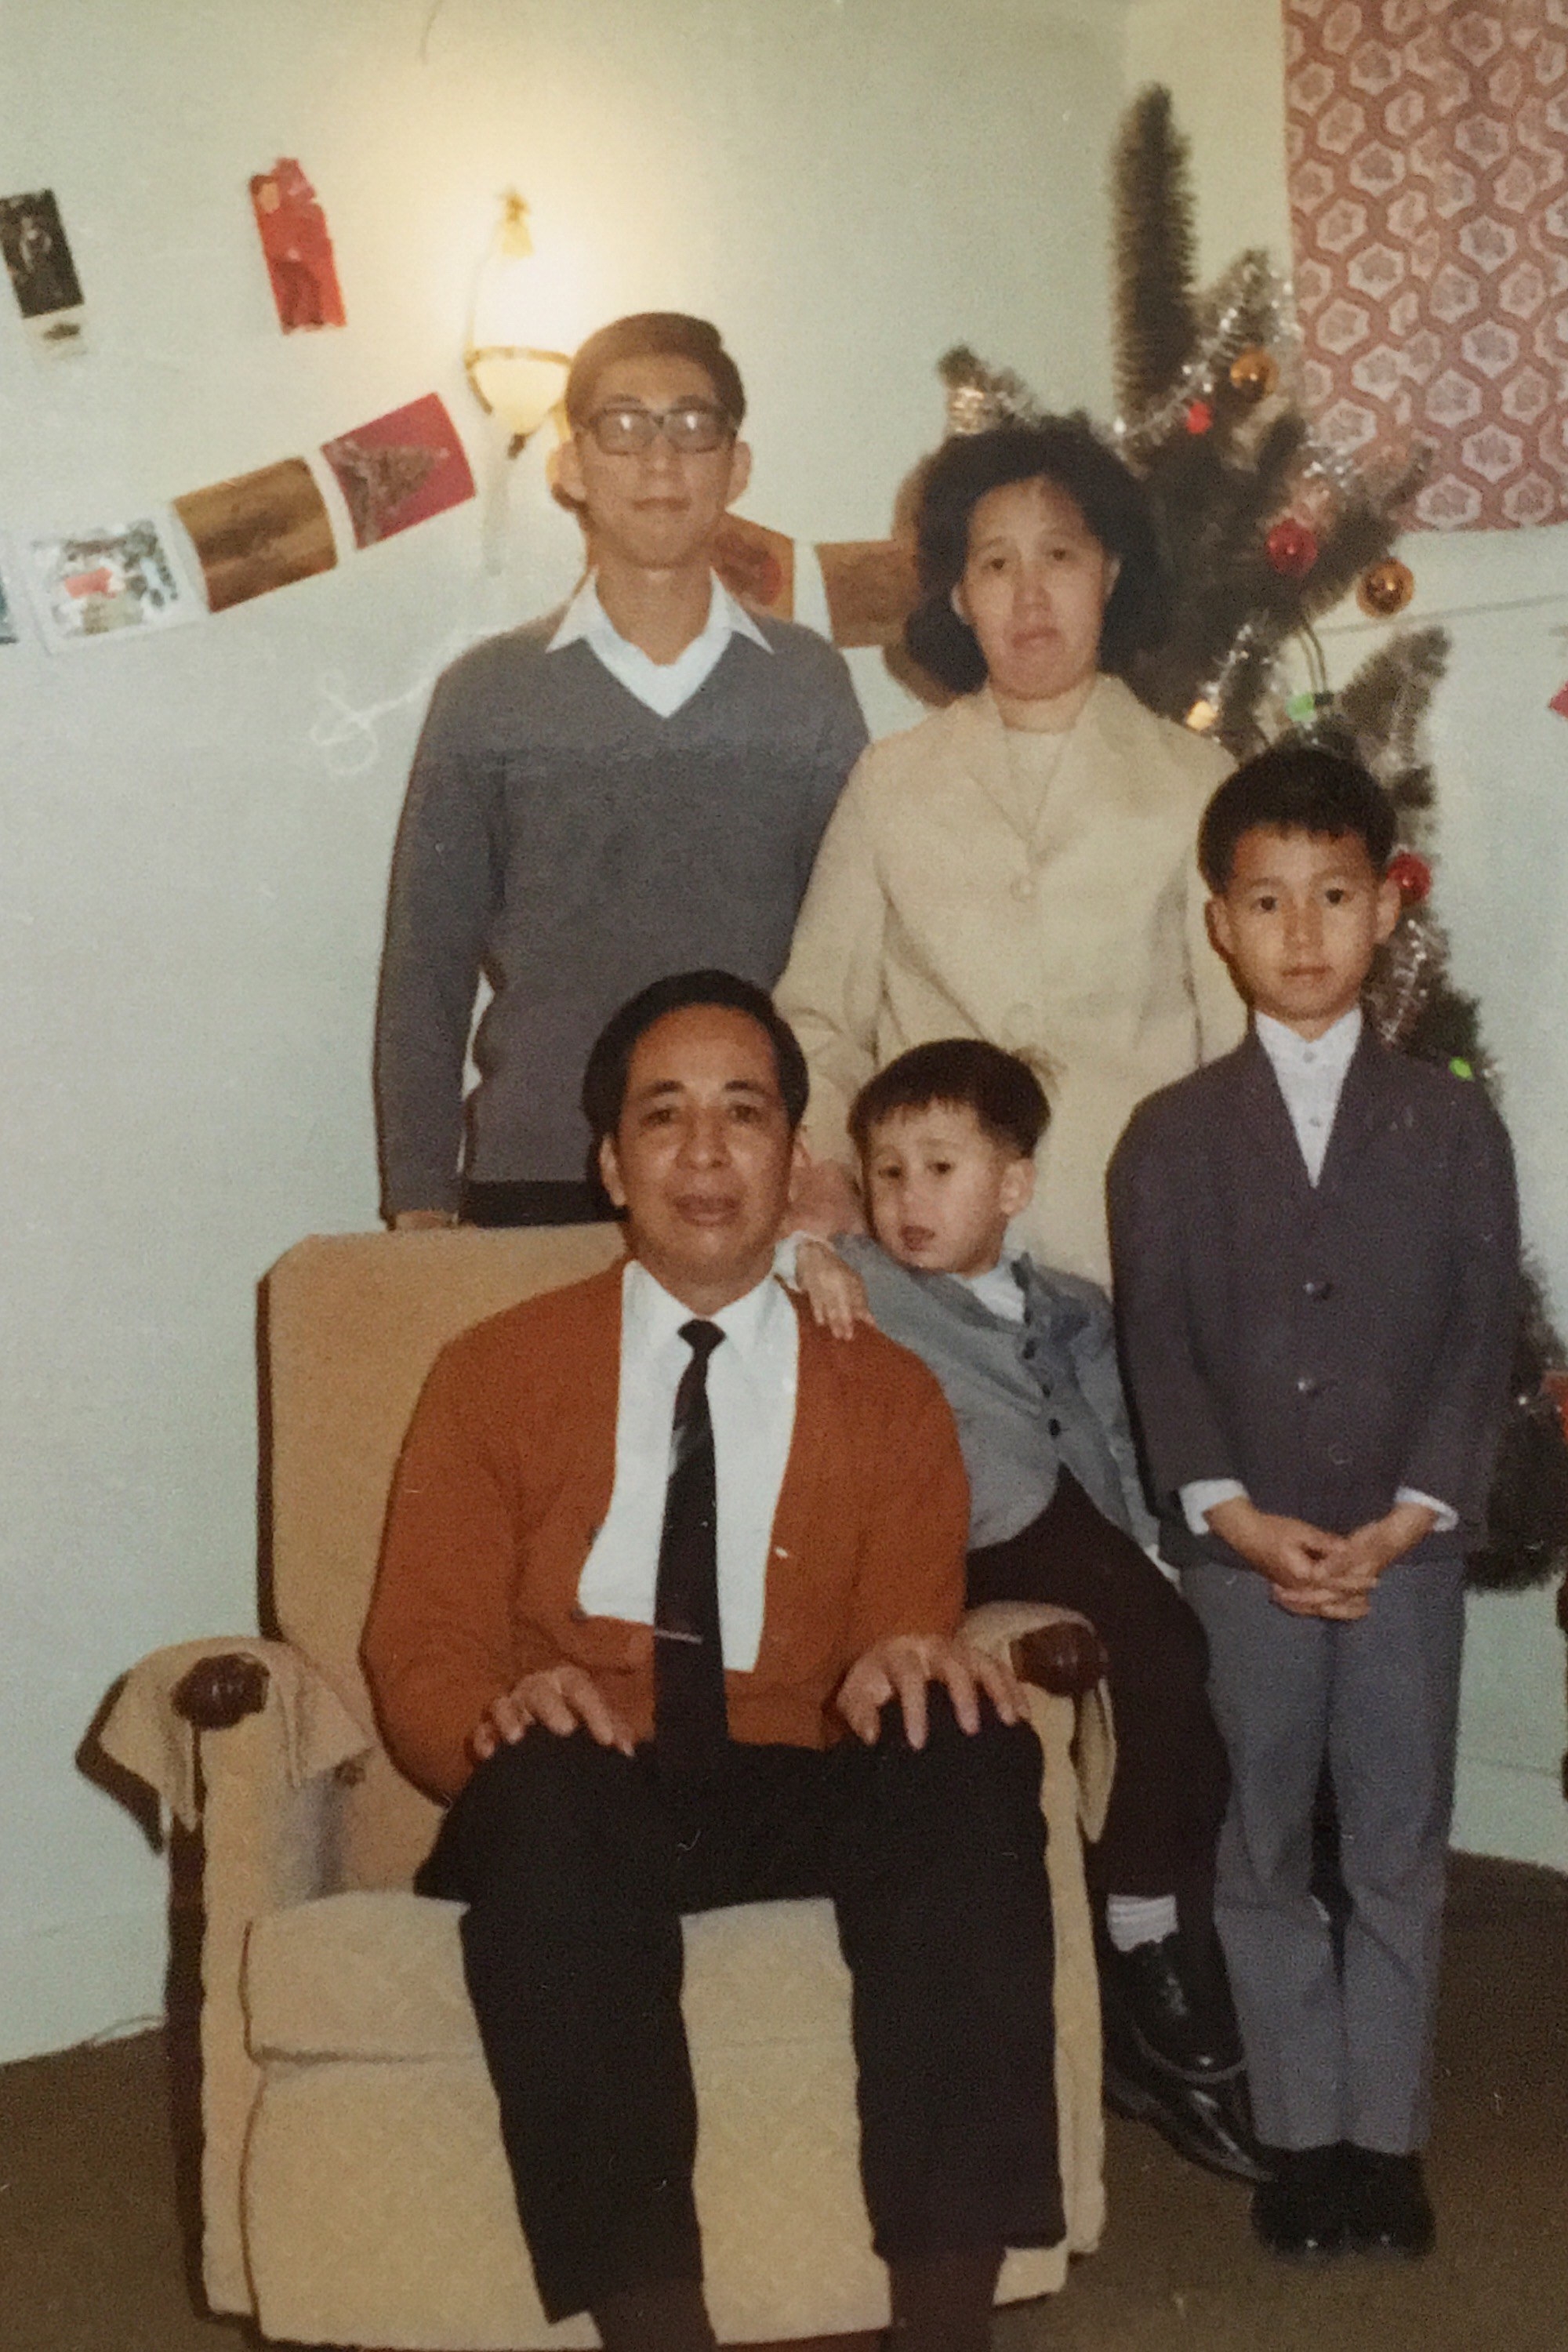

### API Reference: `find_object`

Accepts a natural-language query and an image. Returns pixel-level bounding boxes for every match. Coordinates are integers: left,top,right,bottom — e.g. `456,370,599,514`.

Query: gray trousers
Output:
1182,1554,1466,2153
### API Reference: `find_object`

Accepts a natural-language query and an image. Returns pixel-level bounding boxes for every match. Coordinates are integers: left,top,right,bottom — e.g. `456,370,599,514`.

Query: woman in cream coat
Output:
777,417,1243,1285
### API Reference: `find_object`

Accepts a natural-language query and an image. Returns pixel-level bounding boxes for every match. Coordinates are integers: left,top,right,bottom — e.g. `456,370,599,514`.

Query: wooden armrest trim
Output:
1010,1621,1110,1700
173,1652,271,1730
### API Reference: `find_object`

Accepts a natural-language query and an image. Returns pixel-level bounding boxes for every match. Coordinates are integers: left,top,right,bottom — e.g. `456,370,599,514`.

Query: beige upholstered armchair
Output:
103,1229,1113,2351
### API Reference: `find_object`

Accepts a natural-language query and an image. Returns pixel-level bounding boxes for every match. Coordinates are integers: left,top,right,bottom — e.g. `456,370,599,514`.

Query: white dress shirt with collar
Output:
575,1258,800,1671
1180,1007,1454,1538
546,571,771,720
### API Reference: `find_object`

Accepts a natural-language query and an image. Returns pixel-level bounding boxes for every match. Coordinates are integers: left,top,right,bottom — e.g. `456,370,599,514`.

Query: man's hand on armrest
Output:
836,1634,1024,1750
471,1664,635,1763
789,1152,867,1240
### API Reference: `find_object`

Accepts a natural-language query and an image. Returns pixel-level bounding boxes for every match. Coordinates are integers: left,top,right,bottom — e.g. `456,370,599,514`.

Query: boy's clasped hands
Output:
1204,1492,1436,1620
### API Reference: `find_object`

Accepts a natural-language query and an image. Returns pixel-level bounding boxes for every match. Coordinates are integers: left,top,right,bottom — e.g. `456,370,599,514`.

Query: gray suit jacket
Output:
837,1236,1157,1551
1105,1025,1520,1572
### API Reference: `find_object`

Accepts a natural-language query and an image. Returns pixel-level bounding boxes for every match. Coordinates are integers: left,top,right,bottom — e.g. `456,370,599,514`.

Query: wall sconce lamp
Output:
464,191,572,457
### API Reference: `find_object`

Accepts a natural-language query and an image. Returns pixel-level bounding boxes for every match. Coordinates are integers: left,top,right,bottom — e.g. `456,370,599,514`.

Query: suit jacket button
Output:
1048,1418,1062,1437
1304,1278,1334,1301
1295,1374,1320,1397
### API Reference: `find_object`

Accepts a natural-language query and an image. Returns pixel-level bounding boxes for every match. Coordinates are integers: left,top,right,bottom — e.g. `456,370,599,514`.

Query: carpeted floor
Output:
2,1855,1564,2352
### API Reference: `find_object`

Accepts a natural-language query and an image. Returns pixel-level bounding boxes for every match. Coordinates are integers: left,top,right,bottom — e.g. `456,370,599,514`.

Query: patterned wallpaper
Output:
1285,0,1568,527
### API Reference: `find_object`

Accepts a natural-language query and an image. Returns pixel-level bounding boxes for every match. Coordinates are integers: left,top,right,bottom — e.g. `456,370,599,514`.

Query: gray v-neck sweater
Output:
376,612,867,1214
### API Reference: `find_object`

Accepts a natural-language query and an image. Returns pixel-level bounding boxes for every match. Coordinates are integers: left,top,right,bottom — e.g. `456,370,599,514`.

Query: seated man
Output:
787,1039,1261,2182
362,971,1062,2352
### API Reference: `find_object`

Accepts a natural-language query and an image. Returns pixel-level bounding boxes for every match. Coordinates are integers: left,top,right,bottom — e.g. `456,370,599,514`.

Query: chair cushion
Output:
245,1889,851,2064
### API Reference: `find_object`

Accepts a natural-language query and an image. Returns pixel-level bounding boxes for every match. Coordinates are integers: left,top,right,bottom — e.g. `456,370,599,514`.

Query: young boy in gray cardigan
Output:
791,1038,1261,2186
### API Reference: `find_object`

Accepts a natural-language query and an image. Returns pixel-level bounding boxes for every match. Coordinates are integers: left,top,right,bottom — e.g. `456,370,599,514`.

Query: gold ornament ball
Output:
1228,347,1278,403
1356,557,1415,618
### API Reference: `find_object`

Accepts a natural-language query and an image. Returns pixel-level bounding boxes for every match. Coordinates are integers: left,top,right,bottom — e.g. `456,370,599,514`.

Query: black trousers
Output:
417,1695,1061,2322
967,1472,1230,1915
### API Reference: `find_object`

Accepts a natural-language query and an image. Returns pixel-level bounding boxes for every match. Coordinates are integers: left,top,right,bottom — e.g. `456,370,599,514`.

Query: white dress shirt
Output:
956,1258,1028,1323
546,572,771,719
1181,1007,1454,1537
575,1259,800,1671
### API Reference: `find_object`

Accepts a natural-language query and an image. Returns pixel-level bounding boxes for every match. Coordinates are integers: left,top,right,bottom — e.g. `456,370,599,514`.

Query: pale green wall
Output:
0,0,1131,2062
1123,0,1568,1873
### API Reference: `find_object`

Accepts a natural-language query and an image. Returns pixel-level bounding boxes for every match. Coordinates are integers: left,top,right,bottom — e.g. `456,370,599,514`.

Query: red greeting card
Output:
249,158,345,332
321,394,477,549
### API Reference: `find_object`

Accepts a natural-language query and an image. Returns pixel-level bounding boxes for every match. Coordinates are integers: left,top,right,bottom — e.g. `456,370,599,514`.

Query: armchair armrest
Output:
173,1649,271,1731
100,1639,373,2319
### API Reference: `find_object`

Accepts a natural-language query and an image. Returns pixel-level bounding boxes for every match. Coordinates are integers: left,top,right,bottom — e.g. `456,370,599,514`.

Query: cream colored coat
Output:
776,675,1245,1285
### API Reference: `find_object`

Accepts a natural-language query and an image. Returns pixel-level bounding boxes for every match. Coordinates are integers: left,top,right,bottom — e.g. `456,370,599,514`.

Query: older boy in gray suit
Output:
1108,746,1519,2263
790,1039,1260,2185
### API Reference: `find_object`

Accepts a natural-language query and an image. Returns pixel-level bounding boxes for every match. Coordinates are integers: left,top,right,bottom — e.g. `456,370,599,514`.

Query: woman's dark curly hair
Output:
902,416,1170,696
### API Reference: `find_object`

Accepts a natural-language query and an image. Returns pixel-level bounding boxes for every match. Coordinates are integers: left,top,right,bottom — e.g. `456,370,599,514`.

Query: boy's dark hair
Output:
849,1039,1049,1160
564,313,746,430
902,416,1169,695
1198,742,1398,893
582,970,808,1143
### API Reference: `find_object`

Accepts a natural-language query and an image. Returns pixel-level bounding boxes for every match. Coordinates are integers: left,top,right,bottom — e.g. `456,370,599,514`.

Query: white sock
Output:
1105,1893,1179,1952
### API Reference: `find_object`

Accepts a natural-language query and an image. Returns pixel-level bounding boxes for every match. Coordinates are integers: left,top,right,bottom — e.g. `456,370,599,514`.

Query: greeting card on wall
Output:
816,539,917,648
714,514,794,622
29,520,194,648
0,189,87,357
321,394,475,546
0,548,20,646
249,159,346,332
174,459,336,612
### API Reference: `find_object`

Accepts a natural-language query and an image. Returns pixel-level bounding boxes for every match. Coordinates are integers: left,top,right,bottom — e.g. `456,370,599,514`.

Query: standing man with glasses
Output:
376,313,868,1230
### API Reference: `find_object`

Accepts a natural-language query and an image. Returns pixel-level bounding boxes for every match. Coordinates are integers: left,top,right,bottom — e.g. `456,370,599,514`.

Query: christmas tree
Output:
937,85,1568,1591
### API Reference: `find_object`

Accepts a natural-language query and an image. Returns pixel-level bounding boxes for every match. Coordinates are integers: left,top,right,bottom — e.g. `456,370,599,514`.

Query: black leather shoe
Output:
1341,2147,1436,2259
1250,2144,1351,2260
1099,1932,1245,2082
1102,2040,1272,2182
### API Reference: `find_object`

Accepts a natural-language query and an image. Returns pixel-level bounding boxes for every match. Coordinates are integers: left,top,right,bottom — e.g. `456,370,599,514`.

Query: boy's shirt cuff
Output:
1394,1486,1458,1534
1180,1478,1247,1534
1178,1479,1457,1538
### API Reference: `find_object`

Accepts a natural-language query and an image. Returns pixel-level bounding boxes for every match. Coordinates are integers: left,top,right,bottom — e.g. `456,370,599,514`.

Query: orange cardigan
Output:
363,1264,969,1800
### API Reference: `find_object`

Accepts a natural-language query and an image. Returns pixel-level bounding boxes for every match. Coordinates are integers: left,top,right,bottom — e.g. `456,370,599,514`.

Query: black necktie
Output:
653,1319,728,1777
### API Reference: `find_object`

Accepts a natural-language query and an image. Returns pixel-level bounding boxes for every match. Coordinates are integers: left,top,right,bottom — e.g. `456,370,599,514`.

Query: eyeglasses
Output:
582,401,733,456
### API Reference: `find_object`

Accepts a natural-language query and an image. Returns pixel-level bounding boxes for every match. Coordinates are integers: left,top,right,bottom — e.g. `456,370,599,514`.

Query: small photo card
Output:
174,457,337,613
0,552,20,647
816,538,917,648
0,188,87,358
714,514,794,622
29,518,194,648
249,158,346,332
321,394,476,548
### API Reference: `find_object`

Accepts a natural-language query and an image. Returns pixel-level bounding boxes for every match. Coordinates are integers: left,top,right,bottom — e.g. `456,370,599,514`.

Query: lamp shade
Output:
465,193,572,452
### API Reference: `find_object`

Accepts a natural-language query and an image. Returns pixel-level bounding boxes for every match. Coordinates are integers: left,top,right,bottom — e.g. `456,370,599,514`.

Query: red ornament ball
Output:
1387,850,1432,905
1185,399,1214,435
1265,517,1319,578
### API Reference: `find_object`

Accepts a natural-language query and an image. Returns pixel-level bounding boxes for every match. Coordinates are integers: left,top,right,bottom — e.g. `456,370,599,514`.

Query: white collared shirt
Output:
1255,1004,1363,1186
575,1259,800,1671
956,1257,1028,1324
1180,1005,1452,1538
546,571,771,719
